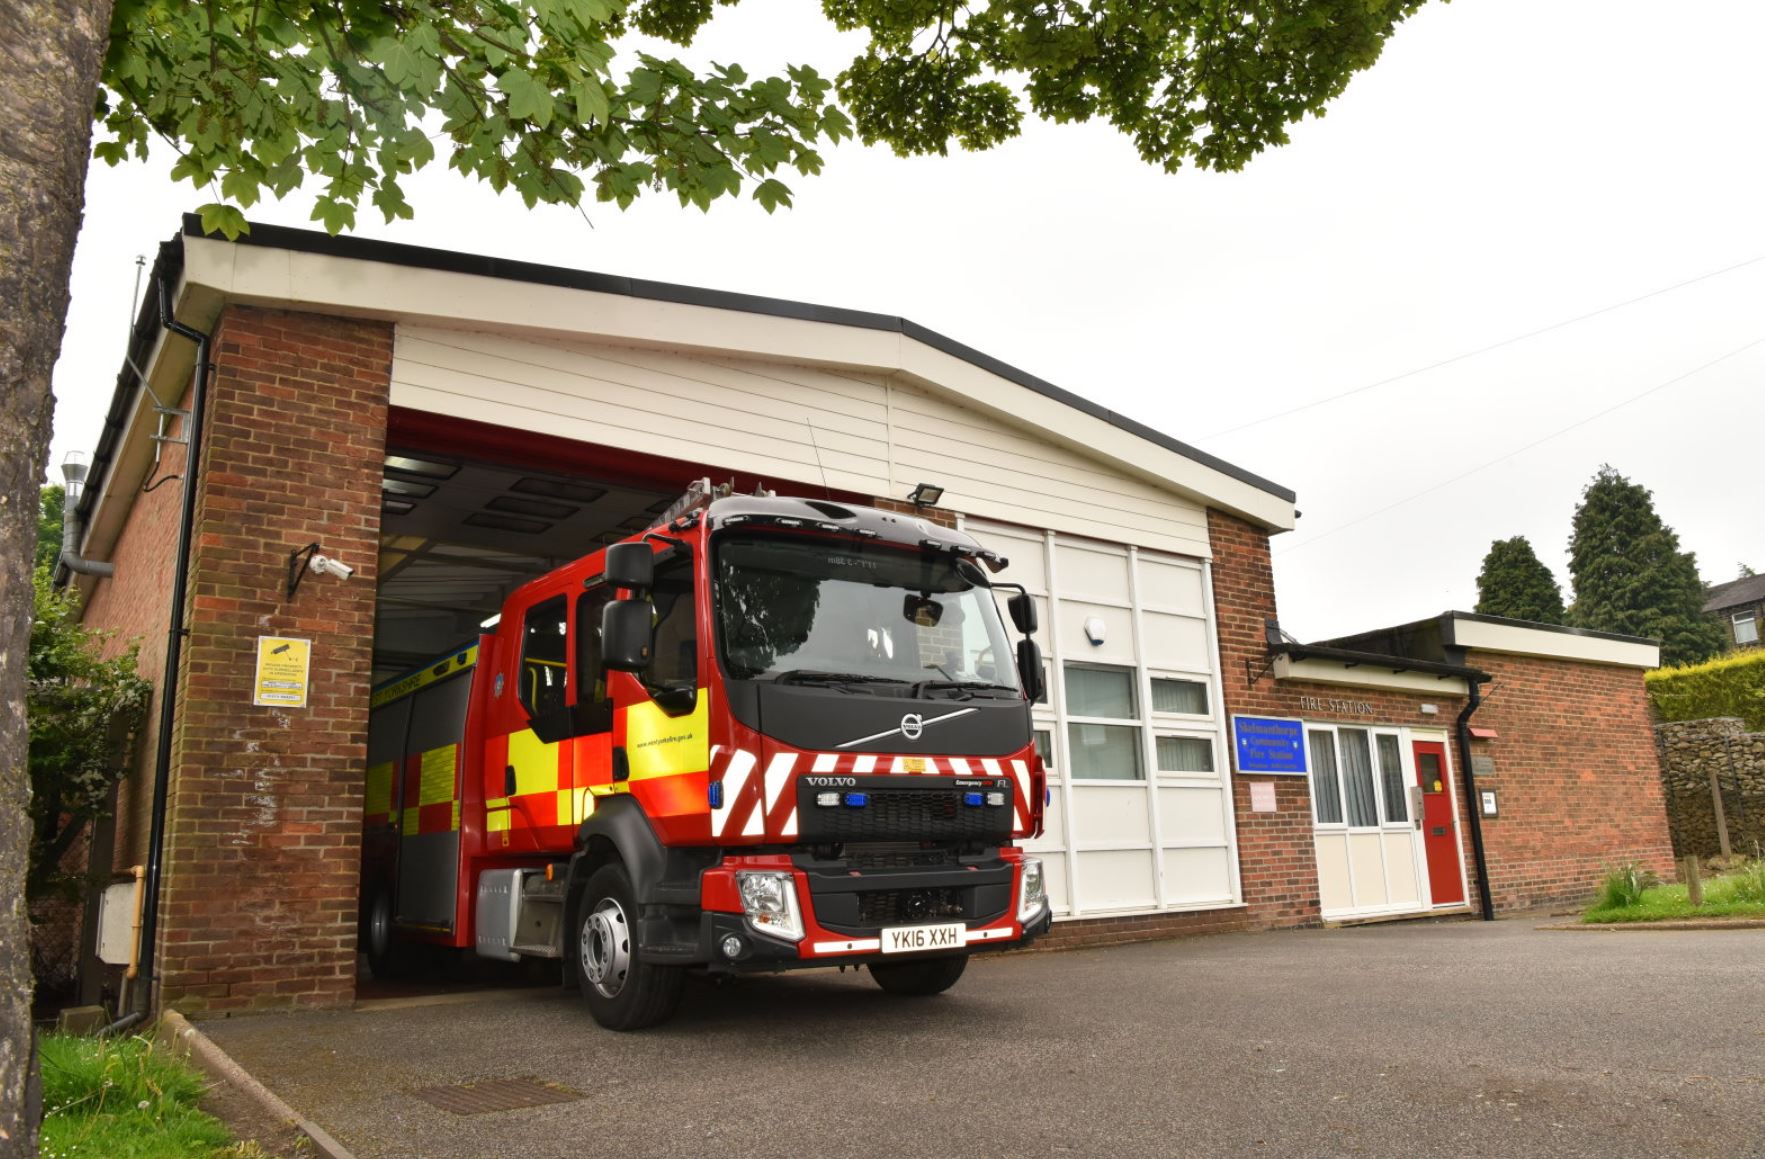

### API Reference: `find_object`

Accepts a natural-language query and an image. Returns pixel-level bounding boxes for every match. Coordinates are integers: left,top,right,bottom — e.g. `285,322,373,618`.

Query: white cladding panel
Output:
392,325,1212,558
970,519,1239,922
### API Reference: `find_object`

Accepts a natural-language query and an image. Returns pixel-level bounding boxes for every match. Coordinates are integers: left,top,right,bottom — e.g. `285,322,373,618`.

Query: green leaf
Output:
498,68,555,127
196,202,250,240
310,197,357,235
752,178,792,213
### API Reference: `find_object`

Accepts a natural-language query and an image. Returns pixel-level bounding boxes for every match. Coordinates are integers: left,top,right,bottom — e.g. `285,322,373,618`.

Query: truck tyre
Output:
364,887,413,980
573,862,684,1030
869,954,968,996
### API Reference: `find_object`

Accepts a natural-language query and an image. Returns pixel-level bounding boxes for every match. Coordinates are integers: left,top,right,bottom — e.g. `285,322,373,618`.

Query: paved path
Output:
204,922,1765,1159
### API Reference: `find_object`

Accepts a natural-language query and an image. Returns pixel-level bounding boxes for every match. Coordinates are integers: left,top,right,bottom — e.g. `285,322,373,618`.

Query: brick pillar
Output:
158,306,391,1014
1206,509,1323,928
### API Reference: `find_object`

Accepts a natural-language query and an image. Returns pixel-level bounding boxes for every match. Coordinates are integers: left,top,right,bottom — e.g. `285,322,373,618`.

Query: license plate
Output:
880,922,967,954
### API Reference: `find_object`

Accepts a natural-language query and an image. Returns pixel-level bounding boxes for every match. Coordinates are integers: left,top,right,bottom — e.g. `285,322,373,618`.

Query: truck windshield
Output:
716,536,1021,692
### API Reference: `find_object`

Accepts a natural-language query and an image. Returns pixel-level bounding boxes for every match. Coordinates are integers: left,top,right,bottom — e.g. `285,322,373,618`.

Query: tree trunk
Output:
0,1,116,1153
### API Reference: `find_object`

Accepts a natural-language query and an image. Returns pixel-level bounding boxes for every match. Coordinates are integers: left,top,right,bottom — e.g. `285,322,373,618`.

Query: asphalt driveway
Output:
204,921,1765,1159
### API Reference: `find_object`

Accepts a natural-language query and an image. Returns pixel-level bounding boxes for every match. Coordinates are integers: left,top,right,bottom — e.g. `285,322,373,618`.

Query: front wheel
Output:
572,863,684,1030
869,954,968,996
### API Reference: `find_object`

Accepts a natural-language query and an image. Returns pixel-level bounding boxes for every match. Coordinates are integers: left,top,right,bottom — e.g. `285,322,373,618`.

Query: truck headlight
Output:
1017,857,1047,923
737,870,804,943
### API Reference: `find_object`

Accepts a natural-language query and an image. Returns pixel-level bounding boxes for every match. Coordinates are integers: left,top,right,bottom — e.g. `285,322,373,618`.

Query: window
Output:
1065,665,1135,717
648,557,698,689
1337,729,1379,827
1034,728,1055,773
1375,733,1408,824
1308,731,1342,824
519,596,568,718
1155,735,1214,773
1064,663,1141,781
1150,677,1208,716
1308,725,1410,828
575,587,613,704
1735,610,1759,646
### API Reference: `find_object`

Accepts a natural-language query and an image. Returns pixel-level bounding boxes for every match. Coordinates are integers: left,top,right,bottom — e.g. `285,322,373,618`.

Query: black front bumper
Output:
697,902,1052,975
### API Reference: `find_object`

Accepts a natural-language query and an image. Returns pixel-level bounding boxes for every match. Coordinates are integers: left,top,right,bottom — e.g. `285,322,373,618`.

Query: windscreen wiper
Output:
912,679,1020,699
771,670,909,692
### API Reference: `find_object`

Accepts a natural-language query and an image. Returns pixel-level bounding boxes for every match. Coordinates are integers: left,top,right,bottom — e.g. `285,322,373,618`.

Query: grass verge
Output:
1583,862,1765,924
40,1032,260,1159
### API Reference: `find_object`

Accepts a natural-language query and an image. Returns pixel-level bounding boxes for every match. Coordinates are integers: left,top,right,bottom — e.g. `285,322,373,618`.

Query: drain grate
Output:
411,1077,584,1116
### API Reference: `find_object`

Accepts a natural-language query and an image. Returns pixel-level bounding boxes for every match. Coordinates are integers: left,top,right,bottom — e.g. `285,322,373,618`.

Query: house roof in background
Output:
1703,574,1765,613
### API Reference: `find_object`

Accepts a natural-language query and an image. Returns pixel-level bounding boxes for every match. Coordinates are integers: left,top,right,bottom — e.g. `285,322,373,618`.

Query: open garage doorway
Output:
357,410,731,998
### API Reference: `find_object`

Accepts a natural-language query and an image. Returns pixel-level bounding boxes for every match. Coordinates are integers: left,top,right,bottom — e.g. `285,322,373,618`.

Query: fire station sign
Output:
253,636,312,708
1231,715,1307,776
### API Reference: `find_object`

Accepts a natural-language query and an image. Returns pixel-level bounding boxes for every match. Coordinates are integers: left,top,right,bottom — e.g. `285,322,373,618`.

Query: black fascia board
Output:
178,213,1297,505
1271,640,1489,683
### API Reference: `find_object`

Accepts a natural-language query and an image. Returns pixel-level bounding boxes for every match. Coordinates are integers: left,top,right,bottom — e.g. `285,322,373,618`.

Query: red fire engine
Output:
360,483,1050,1028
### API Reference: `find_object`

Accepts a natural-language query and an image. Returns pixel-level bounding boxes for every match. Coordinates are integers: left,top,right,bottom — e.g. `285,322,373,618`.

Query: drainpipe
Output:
128,277,214,1019
1455,678,1495,921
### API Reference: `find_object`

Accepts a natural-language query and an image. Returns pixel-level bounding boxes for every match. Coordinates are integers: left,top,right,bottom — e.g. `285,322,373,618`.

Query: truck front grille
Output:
855,888,966,926
796,786,1012,844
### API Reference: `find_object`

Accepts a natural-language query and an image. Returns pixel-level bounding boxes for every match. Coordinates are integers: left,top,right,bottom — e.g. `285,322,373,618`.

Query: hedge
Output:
1644,649,1765,731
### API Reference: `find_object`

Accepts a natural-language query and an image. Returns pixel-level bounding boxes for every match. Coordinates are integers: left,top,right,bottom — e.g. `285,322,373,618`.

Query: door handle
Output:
505,765,517,796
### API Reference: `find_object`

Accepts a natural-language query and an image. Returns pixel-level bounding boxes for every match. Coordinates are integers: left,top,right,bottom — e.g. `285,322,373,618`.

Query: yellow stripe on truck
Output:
624,690,710,780
365,761,394,816
418,744,458,806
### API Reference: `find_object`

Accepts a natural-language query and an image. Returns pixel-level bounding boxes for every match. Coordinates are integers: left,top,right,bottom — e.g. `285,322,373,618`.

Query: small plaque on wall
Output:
1472,755,1496,778
1231,715,1307,775
1249,782,1278,813
1480,790,1499,817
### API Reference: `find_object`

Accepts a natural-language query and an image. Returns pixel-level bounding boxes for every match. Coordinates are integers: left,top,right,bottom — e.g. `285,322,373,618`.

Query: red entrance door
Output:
1412,740,1464,906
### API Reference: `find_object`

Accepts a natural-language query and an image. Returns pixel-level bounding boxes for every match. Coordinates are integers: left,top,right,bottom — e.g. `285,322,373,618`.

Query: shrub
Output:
1644,649,1765,731
1594,862,1658,910
1727,859,1765,905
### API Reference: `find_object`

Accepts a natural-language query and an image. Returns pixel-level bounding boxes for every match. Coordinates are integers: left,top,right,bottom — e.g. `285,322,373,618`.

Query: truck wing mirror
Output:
601,598,654,672
1008,591,1038,635
604,542,654,592
1015,638,1044,703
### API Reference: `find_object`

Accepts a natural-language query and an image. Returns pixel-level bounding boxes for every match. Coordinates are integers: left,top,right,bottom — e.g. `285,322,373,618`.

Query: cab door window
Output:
519,595,569,719
648,557,698,691
576,586,613,709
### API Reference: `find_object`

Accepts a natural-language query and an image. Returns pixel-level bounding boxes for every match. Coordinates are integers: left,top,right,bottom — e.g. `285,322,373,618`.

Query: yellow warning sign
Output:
252,636,312,708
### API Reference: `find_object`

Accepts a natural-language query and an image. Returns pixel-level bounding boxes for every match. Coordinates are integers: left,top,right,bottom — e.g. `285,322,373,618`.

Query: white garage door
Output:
965,520,1240,918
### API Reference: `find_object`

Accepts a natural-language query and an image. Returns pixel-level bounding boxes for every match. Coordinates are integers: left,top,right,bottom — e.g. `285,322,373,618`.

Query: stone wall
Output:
1655,717,1765,859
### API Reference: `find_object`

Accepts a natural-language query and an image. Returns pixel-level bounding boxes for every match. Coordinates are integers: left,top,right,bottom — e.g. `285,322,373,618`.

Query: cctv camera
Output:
308,554,355,581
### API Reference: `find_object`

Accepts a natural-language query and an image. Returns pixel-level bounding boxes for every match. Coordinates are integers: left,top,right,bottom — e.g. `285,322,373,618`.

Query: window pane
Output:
1736,612,1759,645
1150,677,1208,715
1308,732,1342,824
1376,733,1407,824
520,596,568,717
1064,665,1136,719
1155,735,1214,773
1034,729,1055,772
575,588,612,704
1067,722,1142,780
649,558,697,688
1338,729,1379,828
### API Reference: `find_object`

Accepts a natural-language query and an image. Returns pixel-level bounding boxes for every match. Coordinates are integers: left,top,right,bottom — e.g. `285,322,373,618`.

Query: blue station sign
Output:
1231,715,1308,776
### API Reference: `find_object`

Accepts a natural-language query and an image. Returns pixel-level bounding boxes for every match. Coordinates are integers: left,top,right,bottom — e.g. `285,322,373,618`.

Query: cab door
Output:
487,594,575,851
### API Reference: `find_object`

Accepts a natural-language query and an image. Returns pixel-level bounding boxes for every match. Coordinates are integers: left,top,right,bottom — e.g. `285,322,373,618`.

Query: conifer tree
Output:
1474,536,1566,624
1567,466,1724,666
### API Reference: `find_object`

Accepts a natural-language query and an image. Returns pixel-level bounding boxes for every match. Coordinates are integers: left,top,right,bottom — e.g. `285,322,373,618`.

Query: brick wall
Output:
151,306,391,1014
1206,509,1477,925
80,384,191,872
1468,650,1676,910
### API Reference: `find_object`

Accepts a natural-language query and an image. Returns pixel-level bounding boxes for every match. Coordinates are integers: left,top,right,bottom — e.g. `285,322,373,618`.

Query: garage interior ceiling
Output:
373,449,673,681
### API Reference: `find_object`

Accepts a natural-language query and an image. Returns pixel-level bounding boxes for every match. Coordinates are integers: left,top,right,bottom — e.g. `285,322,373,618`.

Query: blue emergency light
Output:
707,782,723,809
844,792,868,808
963,791,984,807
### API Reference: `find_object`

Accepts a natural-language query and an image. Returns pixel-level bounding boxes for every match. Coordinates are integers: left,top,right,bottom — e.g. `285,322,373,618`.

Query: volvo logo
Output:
900,713,924,741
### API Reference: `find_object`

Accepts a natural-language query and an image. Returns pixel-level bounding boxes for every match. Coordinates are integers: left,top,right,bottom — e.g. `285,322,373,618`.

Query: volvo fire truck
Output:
360,482,1051,1029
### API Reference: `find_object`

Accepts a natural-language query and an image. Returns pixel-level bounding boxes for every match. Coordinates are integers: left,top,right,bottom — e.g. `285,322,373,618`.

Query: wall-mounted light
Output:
1083,617,1106,646
907,482,944,508
1419,703,1439,716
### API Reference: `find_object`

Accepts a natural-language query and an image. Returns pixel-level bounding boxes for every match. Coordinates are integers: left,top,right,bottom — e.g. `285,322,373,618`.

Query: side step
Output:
476,868,566,961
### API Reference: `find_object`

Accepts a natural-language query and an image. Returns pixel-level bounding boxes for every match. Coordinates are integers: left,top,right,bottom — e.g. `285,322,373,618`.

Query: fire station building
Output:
64,216,1674,1014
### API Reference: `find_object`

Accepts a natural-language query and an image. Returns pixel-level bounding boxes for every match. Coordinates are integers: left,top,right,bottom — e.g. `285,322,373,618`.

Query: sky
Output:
48,0,1765,640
